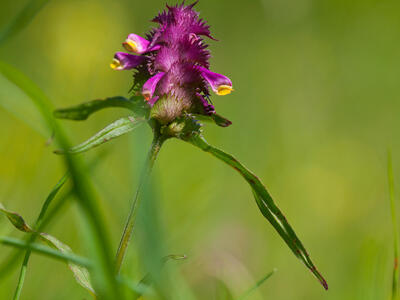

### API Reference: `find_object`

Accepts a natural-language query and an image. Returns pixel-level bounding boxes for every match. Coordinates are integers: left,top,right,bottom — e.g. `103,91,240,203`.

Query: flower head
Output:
111,1,233,123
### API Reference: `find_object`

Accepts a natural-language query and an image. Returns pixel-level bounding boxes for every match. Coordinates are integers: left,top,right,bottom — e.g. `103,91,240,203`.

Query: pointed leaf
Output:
0,203,33,233
54,96,149,121
55,116,144,154
40,233,95,295
193,113,232,127
187,134,328,290
0,60,121,299
0,203,95,294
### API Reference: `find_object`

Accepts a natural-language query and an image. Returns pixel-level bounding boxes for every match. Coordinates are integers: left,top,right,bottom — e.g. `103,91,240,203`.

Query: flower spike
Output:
110,52,145,70
199,67,233,96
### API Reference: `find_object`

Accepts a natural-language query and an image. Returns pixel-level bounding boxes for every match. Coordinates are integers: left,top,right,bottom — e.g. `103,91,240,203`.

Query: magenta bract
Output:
111,2,233,118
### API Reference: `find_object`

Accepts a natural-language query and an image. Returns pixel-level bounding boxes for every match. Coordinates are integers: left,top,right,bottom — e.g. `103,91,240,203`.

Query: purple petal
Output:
142,72,166,100
123,33,160,54
199,67,233,95
110,52,145,70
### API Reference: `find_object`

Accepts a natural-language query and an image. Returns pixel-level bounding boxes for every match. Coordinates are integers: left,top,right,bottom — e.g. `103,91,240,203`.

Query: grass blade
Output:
0,0,51,45
53,96,145,121
0,202,95,296
388,152,399,300
237,269,277,300
187,134,328,290
0,60,122,299
11,173,66,299
0,151,107,281
115,133,166,274
54,116,144,154
0,236,91,267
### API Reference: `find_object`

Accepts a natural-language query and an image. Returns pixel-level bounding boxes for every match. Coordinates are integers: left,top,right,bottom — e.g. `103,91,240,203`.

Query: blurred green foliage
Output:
0,0,399,299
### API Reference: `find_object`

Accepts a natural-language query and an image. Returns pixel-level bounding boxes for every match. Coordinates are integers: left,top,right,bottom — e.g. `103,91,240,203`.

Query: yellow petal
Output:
217,85,233,96
123,40,138,53
110,58,121,70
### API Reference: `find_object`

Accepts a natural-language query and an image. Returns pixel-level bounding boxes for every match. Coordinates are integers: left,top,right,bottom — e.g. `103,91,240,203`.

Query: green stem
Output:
115,133,165,274
0,236,91,268
13,173,68,300
388,152,399,300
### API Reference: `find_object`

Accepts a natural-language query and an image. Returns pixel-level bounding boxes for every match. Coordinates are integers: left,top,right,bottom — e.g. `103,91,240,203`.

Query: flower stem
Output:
115,132,165,274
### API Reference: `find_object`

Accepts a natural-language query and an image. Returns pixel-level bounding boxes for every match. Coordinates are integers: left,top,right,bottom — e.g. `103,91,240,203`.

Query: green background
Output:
0,0,399,299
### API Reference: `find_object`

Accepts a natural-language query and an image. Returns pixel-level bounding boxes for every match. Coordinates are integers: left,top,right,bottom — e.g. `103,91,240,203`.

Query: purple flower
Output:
111,2,233,122
122,34,161,54
110,52,146,70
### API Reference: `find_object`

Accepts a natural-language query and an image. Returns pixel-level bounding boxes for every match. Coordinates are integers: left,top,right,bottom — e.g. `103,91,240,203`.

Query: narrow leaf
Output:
40,233,95,294
55,116,144,154
53,96,148,121
187,134,328,290
0,203,95,294
13,173,68,300
0,153,106,282
193,113,232,127
0,0,51,45
0,60,122,299
237,269,277,300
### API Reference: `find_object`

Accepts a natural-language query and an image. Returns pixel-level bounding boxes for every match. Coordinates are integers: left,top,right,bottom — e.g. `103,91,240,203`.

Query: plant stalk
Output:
115,132,165,273
388,152,399,300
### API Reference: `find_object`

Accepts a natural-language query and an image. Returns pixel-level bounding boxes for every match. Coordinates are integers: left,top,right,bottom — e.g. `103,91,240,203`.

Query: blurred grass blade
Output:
0,236,91,267
215,279,235,300
388,152,399,300
0,60,122,299
13,173,68,300
131,254,187,299
187,134,328,290
0,151,107,281
0,0,51,45
139,254,188,286
54,96,138,121
237,269,277,300
54,116,144,154
0,203,95,295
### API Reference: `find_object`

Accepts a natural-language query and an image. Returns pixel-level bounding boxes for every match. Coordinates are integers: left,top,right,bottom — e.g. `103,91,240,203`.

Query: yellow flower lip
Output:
216,85,234,96
110,58,122,70
123,39,139,53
